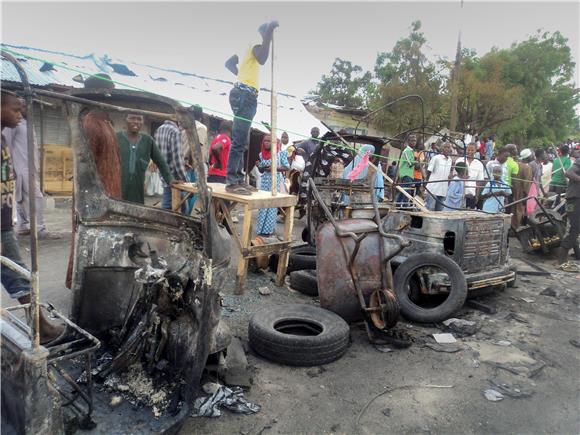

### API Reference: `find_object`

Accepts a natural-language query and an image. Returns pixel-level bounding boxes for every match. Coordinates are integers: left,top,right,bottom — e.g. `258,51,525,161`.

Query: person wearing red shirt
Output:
208,122,232,183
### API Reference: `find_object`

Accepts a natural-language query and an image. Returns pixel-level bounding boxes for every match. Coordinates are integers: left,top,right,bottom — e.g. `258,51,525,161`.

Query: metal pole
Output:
270,32,278,196
1,50,41,349
38,97,45,193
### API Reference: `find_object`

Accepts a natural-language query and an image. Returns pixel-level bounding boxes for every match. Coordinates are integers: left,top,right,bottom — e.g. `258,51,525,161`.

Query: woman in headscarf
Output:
342,144,384,201
256,134,289,236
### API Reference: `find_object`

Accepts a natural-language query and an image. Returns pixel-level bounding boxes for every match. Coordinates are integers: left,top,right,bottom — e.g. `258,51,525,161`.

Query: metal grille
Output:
461,219,504,272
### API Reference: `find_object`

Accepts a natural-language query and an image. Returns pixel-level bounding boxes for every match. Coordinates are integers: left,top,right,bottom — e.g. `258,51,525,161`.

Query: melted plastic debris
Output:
192,385,261,418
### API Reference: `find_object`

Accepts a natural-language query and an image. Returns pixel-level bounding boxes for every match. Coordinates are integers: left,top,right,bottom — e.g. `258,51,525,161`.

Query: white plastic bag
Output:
291,156,305,172
250,165,262,190
145,170,164,196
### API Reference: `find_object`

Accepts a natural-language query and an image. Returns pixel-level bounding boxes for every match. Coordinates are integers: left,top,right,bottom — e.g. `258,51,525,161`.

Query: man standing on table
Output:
117,114,174,204
224,20,279,196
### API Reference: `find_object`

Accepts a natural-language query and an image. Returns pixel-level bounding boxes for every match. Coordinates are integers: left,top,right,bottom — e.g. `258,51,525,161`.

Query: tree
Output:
497,30,579,145
312,58,373,108
454,51,524,136
371,20,446,134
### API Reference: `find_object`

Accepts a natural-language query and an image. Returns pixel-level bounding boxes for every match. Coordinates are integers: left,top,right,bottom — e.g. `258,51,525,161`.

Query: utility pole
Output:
449,0,464,133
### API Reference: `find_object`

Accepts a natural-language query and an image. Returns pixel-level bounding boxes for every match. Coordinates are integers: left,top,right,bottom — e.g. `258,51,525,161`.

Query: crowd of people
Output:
390,133,580,270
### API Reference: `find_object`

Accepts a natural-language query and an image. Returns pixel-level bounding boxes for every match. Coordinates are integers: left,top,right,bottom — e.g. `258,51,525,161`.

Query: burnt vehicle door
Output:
65,91,231,384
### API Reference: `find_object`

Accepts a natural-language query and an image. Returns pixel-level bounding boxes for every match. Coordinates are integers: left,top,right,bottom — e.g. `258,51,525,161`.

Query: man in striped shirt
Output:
155,120,187,210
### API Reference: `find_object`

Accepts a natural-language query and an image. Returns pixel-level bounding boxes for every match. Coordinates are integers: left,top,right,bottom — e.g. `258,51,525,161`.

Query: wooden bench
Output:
171,182,297,294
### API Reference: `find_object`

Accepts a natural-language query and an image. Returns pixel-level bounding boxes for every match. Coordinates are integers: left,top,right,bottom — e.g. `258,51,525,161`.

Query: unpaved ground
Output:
2,199,579,434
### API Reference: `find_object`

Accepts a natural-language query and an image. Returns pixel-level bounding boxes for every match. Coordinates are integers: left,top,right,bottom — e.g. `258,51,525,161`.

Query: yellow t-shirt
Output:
237,45,260,90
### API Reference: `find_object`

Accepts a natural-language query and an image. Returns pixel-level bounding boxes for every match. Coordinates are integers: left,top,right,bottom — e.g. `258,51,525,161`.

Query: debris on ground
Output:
258,286,272,296
432,333,457,344
225,338,252,388
483,389,505,402
306,366,327,378
441,318,479,336
489,378,534,398
103,363,173,416
540,286,559,297
570,339,580,349
425,342,463,353
109,396,123,408
192,384,261,418
374,345,393,353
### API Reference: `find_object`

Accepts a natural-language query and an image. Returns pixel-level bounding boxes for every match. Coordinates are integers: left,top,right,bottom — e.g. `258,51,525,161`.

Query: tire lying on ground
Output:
269,245,318,273
249,304,350,366
394,253,468,323
289,270,318,296
287,246,318,273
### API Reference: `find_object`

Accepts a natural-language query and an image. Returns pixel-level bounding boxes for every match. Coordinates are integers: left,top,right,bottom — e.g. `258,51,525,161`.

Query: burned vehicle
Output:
1,53,231,435
301,126,515,323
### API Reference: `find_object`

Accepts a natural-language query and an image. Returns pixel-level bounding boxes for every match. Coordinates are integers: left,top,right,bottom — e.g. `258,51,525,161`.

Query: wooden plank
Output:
235,204,253,295
245,241,291,258
276,205,295,286
219,199,243,252
171,187,182,212
174,182,297,209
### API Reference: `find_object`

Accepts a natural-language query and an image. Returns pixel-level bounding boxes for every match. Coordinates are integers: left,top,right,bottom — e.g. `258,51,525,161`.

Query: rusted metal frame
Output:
326,127,428,212
308,178,366,242
26,88,178,121
0,256,32,280
176,108,212,259
1,50,42,350
49,363,93,415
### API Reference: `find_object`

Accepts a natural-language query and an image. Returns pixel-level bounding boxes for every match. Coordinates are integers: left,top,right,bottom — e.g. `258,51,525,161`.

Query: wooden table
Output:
171,182,297,294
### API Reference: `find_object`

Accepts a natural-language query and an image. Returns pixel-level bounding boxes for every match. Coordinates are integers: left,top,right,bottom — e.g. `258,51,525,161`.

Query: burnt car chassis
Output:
1,52,231,434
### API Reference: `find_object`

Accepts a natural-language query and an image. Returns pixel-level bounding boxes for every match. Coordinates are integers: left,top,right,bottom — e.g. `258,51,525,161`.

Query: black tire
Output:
289,270,318,296
249,304,350,366
287,246,317,273
394,254,468,323
269,245,317,272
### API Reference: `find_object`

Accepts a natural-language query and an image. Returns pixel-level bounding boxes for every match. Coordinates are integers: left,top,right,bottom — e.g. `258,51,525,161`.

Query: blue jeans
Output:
162,186,188,213
226,86,258,185
425,191,445,211
396,176,415,207
1,229,31,300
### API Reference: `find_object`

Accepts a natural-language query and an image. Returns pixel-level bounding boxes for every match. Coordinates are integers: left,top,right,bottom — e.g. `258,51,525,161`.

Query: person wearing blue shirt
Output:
443,161,468,211
485,137,494,161
481,164,512,213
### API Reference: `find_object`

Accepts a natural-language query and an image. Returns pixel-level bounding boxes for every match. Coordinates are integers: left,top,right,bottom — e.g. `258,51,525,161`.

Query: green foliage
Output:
313,23,579,146
312,58,373,108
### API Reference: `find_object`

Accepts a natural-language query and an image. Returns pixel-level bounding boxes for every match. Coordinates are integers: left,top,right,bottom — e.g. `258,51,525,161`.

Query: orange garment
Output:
413,150,425,180
82,111,122,198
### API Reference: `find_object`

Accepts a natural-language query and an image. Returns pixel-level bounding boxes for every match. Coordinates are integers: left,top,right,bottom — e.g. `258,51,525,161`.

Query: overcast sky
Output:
2,1,579,98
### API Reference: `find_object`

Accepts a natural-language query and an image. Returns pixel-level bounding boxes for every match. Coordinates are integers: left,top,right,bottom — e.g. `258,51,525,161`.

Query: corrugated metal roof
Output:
1,44,327,142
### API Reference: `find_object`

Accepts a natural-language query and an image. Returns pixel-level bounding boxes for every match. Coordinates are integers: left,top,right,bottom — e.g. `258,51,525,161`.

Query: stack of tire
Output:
270,245,319,297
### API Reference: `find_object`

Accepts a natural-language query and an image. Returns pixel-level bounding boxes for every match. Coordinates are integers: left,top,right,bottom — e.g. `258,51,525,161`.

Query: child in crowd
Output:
443,161,468,211
481,164,512,213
